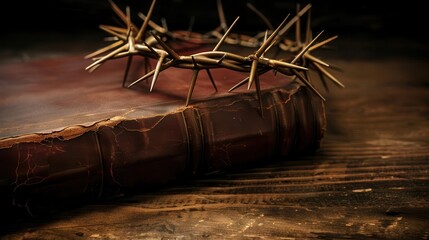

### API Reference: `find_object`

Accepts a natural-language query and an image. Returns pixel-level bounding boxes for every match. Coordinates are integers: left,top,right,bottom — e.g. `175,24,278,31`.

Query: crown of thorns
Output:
85,0,344,114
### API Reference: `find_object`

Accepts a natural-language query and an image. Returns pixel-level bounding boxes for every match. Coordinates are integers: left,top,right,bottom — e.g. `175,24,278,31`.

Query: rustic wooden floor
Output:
2,38,429,239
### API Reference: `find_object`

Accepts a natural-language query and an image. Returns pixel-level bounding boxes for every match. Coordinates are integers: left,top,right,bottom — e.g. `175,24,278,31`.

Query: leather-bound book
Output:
0,50,325,220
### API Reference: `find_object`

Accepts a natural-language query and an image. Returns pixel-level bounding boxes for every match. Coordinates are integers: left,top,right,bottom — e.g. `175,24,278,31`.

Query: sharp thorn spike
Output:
216,0,228,32
128,69,156,88
309,35,338,52
255,14,290,57
216,54,227,64
186,70,199,106
229,77,249,92
150,31,180,60
292,69,325,101
85,40,123,59
138,12,167,34
161,17,169,32
278,4,311,38
122,55,133,87
305,8,312,44
126,6,131,26
142,41,160,57
108,0,138,31
291,30,324,64
136,0,157,40
246,2,274,30
99,25,127,41
213,16,240,51
88,63,101,72
295,3,301,46
254,75,264,117
191,56,198,68
304,66,311,84
316,66,330,93
99,25,128,34
305,53,330,67
150,52,166,92
85,44,128,71
129,59,175,88
312,62,345,88
206,69,218,92
261,30,268,57
248,59,259,90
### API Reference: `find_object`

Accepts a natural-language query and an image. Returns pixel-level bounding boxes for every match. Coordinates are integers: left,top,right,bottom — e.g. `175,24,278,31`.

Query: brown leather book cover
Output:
0,51,325,220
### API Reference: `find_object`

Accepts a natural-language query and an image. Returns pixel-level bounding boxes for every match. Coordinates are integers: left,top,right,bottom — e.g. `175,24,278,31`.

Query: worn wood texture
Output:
2,44,429,239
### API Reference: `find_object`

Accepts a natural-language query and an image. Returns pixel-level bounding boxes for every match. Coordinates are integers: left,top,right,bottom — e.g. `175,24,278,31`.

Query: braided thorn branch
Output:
85,0,344,116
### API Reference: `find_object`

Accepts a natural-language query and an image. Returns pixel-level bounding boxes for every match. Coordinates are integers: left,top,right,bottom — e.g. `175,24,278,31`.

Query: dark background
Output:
0,0,427,61
1,0,425,36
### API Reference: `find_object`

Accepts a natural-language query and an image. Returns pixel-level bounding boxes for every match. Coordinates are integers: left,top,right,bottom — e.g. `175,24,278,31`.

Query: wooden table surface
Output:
2,37,429,239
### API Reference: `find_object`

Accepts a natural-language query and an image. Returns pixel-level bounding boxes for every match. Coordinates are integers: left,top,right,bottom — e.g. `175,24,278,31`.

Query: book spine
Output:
0,84,325,218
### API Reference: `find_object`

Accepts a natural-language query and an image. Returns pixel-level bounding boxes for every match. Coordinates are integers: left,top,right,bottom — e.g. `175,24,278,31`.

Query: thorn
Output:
150,52,167,92
248,59,259,90
87,63,101,72
312,62,344,88
229,68,270,93
278,4,311,38
316,66,330,93
136,0,157,40
150,31,180,60
265,58,308,71
85,40,123,59
128,69,155,88
104,36,119,41
305,53,329,67
261,30,268,57
254,74,264,117
186,69,200,106
108,0,138,31
216,54,227,64
142,41,160,57
291,30,324,64
292,69,325,101
99,24,128,34
206,69,218,92
191,56,198,69
295,3,301,46
213,16,240,51
304,65,311,84
246,3,274,30
85,44,128,71
128,59,173,88
161,18,169,32
309,35,338,52
99,25,127,41
255,14,290,57
126,6,131,31
138,12,168,34
273,69,277,76
122,55,133,87
305,8,312,44
229,77,249,92
216,0,228,32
